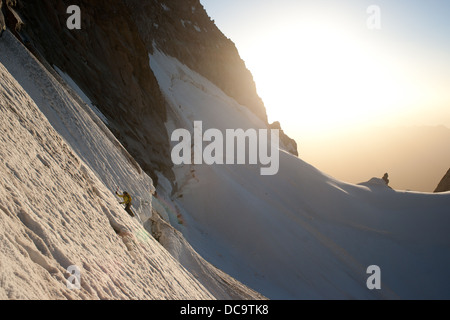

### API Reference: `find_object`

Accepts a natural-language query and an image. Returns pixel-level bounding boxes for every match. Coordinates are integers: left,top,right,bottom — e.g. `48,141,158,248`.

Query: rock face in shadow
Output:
1,0,23,38
435,168,450,193
12,0,297,186
0,1,5,35
13,0,172,185
125,0,269,123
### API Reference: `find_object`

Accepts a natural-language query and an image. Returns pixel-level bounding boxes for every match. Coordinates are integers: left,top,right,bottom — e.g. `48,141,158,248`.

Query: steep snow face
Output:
0,31,264,300
150,49,450,299
0,63,213,300
0,32,155,224
0,32,216,300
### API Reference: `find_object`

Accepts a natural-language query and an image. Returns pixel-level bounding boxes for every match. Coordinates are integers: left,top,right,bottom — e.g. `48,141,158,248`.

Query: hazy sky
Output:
199,0,450,190
200,0,450,139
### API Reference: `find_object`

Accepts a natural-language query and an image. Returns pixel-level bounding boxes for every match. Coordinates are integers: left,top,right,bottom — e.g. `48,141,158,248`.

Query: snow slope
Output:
150,48,450,300
0,33,154,225
0,60,209,300
0,31,262,300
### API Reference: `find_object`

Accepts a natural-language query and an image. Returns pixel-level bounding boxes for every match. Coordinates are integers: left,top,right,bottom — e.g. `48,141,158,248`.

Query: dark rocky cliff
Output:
5,0,298,183
125,0,269,123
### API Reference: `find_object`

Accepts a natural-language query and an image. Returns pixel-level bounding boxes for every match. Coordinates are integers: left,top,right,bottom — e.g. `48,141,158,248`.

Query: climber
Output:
382,173,390,186
115,190,135,217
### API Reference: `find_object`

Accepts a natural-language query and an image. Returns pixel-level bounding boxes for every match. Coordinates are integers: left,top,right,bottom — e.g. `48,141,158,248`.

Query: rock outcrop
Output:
269,121,298,156
0,1,5,36
435,168,450,193
1,0,23,38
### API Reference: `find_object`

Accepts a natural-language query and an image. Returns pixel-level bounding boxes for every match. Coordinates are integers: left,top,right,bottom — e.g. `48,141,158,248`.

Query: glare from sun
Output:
240,18,424,137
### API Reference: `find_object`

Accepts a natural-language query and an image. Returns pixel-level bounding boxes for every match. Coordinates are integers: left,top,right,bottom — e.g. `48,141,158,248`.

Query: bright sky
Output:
200,0,450,191
200,0,450,140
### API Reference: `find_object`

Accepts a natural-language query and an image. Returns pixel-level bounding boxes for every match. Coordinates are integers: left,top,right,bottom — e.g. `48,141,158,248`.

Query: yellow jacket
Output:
117,193,132,205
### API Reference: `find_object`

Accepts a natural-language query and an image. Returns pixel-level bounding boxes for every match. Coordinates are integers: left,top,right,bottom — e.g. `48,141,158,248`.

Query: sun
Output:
240,18,421,137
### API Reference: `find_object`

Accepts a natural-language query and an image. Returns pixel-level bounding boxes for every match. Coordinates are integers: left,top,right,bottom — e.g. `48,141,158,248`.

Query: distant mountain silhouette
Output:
435,168,450,193
302,125,450,192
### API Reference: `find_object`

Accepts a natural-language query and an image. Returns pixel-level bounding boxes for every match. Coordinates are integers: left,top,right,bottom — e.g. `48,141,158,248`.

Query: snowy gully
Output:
171,121,280,175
